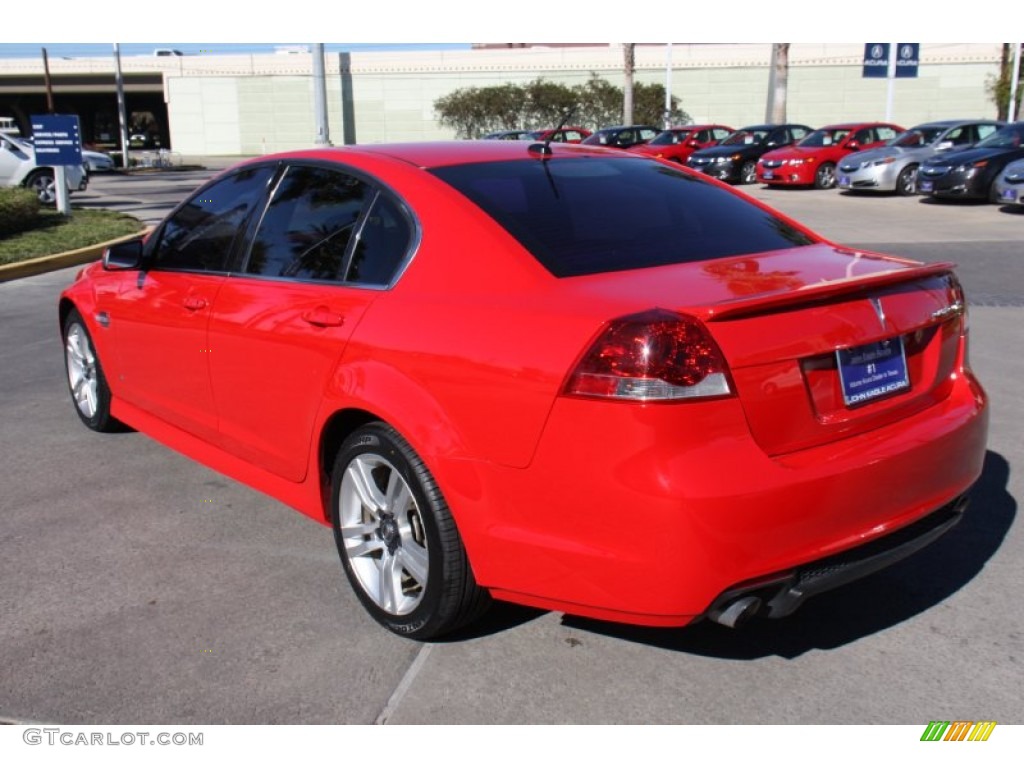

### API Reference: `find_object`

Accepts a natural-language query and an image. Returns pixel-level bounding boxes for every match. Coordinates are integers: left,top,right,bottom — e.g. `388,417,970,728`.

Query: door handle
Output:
301,307,345,328
183,296,207,311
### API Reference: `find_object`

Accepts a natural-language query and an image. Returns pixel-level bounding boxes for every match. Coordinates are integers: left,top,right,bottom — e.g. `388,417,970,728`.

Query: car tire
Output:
63,309,121,432
26,170,57,205
813,162,836,190
896,165,918,196
331,422,490,639
740,161,757,185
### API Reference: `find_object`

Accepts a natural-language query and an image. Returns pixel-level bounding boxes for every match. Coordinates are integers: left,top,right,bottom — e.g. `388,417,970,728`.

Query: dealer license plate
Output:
763,170,774,179
837,338,910,407
1001,188,1018,201
838,174,850,187
919,180,934,193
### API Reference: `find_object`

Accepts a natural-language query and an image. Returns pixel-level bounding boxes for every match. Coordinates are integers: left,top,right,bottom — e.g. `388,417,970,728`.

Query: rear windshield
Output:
430,157,815,277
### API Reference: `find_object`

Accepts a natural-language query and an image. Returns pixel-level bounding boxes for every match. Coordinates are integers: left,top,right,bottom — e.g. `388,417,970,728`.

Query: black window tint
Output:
154,167,273,272
345,194,412,286
247,165,370,281
431,157,815,278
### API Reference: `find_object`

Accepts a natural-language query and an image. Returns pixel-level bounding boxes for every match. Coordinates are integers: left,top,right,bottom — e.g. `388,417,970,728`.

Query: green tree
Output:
987,43,1023,121
634,82,689,127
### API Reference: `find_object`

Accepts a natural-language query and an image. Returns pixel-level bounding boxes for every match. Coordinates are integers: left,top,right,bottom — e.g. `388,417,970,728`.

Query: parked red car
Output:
527,127,591,144
60,141,987,639
629,124,734,163
758,122,903,188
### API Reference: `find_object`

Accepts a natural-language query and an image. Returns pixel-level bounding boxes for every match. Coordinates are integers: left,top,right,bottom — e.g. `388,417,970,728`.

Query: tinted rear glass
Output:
431,157,815,277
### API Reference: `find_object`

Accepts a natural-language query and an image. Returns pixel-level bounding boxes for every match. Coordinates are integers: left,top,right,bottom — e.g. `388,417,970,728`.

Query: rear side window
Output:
153,166,274,272
431,157,815,278
246,165,370,281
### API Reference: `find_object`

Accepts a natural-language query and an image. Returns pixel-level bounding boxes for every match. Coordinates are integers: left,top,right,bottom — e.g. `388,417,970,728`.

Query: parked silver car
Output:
837,120,1003,195
0,131,88,204
993,158,1024,207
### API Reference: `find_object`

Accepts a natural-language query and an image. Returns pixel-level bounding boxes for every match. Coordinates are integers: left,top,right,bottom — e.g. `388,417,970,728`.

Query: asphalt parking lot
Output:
1,168,1021,724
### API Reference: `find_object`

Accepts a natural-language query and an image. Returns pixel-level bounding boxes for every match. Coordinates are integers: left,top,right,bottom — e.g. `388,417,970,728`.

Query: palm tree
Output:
765,44,790,123
623,44,635,125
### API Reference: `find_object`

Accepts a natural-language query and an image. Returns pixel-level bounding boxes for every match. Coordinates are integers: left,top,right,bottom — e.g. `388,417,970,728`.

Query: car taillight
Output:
564,309,733,402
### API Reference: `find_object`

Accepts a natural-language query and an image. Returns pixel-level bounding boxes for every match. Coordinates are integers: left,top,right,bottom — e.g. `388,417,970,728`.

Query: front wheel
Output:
27,170,57,205
813,162,836,190
896,165,918,196
739,161,757,185
63,309,121,432
331,423,489,639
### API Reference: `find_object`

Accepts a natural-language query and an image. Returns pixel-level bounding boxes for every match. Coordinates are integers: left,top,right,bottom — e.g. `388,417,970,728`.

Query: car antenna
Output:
529,108,577,159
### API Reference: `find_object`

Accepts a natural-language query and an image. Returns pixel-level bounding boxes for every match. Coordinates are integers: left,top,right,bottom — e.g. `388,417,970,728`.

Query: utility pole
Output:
1010,42,1022,122
312,43,331,146
113,44,130,169
41,48,55,113
664,43,673,129
623,43,635,125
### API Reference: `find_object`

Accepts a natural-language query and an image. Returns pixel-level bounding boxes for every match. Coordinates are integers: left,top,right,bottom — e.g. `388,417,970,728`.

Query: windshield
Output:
975,124,1024,149
650,130,691,146
798,128,852,148
721,130,768,147
890,126,946,148
431,157,815,278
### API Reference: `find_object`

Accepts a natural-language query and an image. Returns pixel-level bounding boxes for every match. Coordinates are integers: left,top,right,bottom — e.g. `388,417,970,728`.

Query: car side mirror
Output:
102,239,144,271
846,141,860,150
935,140,954,151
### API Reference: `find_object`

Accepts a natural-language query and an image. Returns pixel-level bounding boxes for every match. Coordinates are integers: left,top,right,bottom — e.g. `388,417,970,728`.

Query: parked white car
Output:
0,131,88,204
82,148,115,173
993,158,1024,207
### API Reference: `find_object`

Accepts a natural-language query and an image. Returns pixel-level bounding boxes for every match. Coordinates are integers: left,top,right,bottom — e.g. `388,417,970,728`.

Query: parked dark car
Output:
918,122,1024,201
580,125,660,150
686,124,813,184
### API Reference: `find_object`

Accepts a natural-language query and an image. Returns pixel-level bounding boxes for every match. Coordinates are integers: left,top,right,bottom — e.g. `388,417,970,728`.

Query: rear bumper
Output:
462,368,988,627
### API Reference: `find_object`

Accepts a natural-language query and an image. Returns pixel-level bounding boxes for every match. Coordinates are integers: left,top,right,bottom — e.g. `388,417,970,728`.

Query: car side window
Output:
768,130,788,146
246,165,371,282
640,128,658,141
344,193,413,286
976,124,999,141
791,127,808,141
876,126,897,142
152,167,274,272
713,128,730,140
946,126,969,145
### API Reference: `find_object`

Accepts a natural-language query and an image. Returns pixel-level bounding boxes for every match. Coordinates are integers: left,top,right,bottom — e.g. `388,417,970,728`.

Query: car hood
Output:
761,146,834,161
691,145,755,159
923,146,1011,167
842,147,914,165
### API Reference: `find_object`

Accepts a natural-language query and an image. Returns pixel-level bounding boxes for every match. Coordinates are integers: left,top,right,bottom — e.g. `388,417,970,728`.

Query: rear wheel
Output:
813,162,836,190
26,170,56,205
331,423,489,639
896,165,918,196
740,161,757,185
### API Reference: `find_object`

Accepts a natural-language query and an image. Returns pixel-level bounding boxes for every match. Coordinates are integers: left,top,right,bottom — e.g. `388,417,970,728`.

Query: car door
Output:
0,134,29,186
207,163,415,482
109,165,276,441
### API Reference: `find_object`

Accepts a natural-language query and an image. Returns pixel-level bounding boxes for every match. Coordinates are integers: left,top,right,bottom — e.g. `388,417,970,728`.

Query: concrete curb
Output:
0,228,152,283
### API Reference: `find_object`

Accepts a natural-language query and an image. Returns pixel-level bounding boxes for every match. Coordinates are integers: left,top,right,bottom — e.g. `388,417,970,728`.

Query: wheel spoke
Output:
377,552,402,613
346,458,386,513
341,521,378,538
399,540,429,586
346,538,385,558
83,380,97,416
386,480,412,516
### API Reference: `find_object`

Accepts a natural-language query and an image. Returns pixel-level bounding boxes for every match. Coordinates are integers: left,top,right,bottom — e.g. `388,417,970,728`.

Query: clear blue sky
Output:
0,43,471,59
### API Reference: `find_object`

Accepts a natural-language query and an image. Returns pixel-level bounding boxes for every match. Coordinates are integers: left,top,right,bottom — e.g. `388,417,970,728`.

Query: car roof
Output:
253,141,628,170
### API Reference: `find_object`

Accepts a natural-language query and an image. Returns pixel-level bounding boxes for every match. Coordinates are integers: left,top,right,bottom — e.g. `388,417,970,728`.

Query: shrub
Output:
0,187,41,237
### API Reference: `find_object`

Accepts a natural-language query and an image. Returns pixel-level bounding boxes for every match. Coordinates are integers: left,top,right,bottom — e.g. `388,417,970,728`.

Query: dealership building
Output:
0,43,1005,155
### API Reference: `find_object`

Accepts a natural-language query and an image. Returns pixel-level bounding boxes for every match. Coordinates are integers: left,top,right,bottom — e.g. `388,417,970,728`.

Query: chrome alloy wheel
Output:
29,173,57,205
65,322,99,419
338,454,430,615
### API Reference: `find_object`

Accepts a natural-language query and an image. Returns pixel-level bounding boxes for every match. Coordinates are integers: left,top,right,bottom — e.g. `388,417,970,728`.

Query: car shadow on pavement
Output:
560,450,1015,659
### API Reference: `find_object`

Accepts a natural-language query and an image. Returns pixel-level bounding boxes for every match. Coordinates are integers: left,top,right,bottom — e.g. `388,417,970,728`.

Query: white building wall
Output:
146,44,1006,153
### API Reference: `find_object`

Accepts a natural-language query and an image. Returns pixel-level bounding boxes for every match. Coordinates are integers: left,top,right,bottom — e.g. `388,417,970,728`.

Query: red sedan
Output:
60,141,987,639
629,124,734,163
758,122,903,188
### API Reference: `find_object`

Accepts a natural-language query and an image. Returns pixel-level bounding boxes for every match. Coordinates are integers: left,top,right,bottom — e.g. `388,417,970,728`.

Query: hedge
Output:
0,187,41,237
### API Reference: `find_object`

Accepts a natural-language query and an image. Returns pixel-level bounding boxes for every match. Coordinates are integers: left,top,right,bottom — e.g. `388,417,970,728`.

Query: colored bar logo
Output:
921,721,997,741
